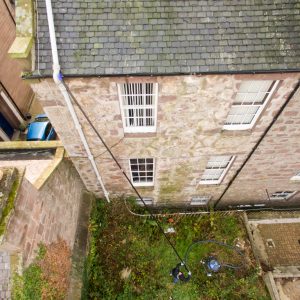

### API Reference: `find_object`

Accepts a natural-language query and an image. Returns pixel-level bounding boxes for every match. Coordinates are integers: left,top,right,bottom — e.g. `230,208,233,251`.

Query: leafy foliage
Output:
83,198,270,299
12,260,43,300
12,240,71,300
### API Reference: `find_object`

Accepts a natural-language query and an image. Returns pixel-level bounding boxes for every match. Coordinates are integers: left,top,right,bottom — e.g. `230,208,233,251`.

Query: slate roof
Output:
35,0,300,76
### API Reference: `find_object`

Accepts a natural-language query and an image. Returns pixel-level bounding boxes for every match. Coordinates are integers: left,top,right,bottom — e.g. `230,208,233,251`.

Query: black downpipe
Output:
214,80,300,209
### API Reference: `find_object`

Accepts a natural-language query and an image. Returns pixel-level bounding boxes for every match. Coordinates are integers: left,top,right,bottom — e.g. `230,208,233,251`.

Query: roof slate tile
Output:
35,0,300,76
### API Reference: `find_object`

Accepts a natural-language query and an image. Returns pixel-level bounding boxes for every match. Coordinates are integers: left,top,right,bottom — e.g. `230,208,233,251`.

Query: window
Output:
129,158,154,186
291,172,300,181
235,204,266,208
266,239,275,248
118,83,158,133
200,156,235,184
223,80,279,130
190,196,210,206
136,197,153,206
269,191,297,200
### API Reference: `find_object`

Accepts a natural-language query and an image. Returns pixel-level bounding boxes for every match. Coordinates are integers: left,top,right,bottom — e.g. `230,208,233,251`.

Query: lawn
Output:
82,198,270,300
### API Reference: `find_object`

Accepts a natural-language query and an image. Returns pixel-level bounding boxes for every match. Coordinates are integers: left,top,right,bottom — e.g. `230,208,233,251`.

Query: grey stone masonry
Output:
0,252,10,300
35,0,300,76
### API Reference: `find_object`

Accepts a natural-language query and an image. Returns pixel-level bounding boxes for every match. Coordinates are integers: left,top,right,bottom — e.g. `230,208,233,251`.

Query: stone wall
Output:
29,73,299,206
222,87,300,207
4,159,85,265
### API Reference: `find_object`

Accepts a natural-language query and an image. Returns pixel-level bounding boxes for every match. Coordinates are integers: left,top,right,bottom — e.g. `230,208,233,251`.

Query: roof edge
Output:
23,68,300,80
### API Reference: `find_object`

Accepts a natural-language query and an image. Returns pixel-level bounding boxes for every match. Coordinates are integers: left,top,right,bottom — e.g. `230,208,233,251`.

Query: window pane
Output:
130,159,137,164
131,165,138,171
225,105,259,125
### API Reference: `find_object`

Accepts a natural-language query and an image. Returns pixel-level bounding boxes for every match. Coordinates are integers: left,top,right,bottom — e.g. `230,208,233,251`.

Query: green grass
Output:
82,198,270,300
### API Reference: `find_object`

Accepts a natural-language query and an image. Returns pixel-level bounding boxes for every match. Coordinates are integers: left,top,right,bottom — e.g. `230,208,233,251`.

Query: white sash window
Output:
224,80,279,130
200,156,235,184
118,83,158,133
269,191,297,200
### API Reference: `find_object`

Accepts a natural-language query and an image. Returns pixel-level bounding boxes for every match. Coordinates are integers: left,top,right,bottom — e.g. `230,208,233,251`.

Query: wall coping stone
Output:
8,37,33,59
0,141,62,150
33,147,65,190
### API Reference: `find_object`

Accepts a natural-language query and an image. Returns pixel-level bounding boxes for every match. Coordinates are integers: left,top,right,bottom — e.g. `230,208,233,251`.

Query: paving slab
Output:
0,252,10,300
257,223,300,267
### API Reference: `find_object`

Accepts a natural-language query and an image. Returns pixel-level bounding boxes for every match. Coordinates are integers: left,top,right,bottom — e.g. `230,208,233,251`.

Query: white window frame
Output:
269,191,297,200
129,158,155,187
223,80,279,130
199,156,235,185
136,197,153,206
117,82,158,133
291,172,300,181
190,195,211,206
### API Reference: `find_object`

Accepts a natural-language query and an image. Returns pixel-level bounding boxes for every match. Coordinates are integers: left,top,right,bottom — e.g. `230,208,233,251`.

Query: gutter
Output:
23,68,300,80
45,0,110,202
214,80,300,209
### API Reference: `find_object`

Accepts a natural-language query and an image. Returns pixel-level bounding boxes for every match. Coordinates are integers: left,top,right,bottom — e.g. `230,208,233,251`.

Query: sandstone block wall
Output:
5,160,84,265
221,87,300,207
30,73,299,206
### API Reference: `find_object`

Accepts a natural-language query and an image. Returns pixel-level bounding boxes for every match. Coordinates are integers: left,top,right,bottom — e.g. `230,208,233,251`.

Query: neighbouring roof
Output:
35,0,300,76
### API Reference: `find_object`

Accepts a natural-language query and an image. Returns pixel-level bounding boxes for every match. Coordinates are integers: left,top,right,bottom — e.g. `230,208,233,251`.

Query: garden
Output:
82,198,270,300
12,240,71,300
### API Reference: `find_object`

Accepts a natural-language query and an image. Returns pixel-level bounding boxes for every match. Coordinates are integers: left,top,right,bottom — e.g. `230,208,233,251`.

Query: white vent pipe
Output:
45,0,110,202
